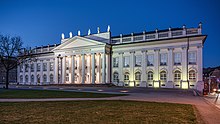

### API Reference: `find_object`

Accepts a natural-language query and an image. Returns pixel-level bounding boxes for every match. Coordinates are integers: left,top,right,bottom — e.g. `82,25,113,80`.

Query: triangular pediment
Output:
52,36,106,51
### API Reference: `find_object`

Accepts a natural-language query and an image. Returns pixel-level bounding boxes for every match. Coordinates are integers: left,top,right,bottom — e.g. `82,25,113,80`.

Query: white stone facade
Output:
17,24,207,91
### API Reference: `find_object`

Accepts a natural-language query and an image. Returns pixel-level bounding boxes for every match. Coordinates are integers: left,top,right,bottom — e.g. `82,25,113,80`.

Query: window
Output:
37,74,40,83
43,63,47,71
113,72,119,82
20,65,23,72
124,72,129,81
43,74,47,82
25,64,28,72
31,64,34,72
174,53,181,65
50,74,54,82
66,60,69,70
135,72,141,80
188,52,196,64
174,70,181,81
147,71,153,81
123,56,130,67
37,63,41,72
147,54,154,66
20,75,23,82
113,57,119,67
160,71,167,81
189,70,196,81
135,55,142,67
66,73,69,82
25,75,28,82
31,75,34,82
160,53,167,66
50,62,54,71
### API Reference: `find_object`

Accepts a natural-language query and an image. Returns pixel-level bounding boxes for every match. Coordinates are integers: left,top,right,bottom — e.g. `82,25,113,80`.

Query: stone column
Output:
119,52,123,83
28,63,31,85
71,55,75,84
62,56,66,84
154,49,159,81
197,45,203,91
102,52,106,84
130,51,135,82
22,64,25,84
54,57,58,84
141,50,147,86
106,53,110,83
40,60,43,85
167,48,174,88
87,54,91,83
97,53,101,83
47,60,50,84
34,62,37,85
17,65,20,83
92,53,95,84
182,47,187,81
81,54,85,84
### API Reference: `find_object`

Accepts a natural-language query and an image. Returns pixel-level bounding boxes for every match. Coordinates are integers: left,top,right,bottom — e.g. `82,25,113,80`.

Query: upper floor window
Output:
147,71,153,81
37,63,41,72
160,53,167,66
43,63,47,71
174,53,181,65
20,65,23,72
135,55,142,67
31,64,34,72
25,64,28,72
113,57,119,67
188,52,196,65
50,62,54,71
123,56,130,67
113,72,119,82
147,54,154,66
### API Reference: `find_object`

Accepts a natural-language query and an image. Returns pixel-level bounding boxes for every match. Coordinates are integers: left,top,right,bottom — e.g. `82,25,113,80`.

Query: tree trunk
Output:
5,69,9,89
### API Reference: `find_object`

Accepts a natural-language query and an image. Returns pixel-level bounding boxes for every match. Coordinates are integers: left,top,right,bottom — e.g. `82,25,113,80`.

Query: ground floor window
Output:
31,75,34,82
113,72,119,82
174,70,181,82
25,75,28,82
147,71,153,81
43,74,47,82
135,72,141,81
20,75,23,82
160,71,167,81
50,74,53,82
124,72,129,81
189,70,196,82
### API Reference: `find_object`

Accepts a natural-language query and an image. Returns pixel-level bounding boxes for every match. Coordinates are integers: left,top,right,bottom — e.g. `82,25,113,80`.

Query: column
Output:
182,47,187,81
81,54,85,84
97,54,101,83
54,57,58,84
92,53,95,84
106,54,110,83
119,53,123,82
154,49,159,81
197,45,203,91
71,55,75,83
47,60,50,83
22,64,25,84
34,62,37,85
40,60,43,85
28,63,31,85
87,55,91,83
167,48,173,82
141,50,147,85
130,51,134,81
102,52,106,84
17,65,20,83
62,56,66,84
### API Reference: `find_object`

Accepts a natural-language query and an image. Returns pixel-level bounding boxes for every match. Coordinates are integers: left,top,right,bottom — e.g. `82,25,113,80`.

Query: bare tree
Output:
0,34,31,89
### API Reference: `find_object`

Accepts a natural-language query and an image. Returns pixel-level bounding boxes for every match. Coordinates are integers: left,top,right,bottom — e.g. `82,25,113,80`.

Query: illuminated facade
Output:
17,23,207,91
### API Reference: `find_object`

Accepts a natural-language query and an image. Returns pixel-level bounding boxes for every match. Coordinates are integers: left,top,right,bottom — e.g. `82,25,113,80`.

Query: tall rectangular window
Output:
37,63,41,72
43,63,47,71
50,62,54,71
188,52,196,64
147,54,154,66
113,57,119,67
31,64,34,72
123,56,130,67
135,55,142,67
25,64,28,72
20,65,23,72
160,53,167,66
174,53,181,65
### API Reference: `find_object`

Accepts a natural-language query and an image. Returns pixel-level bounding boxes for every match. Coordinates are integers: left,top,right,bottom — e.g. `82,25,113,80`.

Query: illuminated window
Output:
124,72,129,81
160,71,167,81
113,72,119,82
50,62,54,71
147,71,153,81
189,70,196,81
113,57,119,67
66,73,69,82
174,53,181,65
160,53,167,66
135,56,142,67
147,54,154,66
174,70,181,81
188,52,196,64
37,63,41,72
123,56,130,67
135,72,141,80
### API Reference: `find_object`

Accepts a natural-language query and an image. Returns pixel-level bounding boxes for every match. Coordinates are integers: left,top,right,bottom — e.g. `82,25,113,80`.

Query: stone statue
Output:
69,32,73,38
88,29,91,35
97,27,100,34
78,30,81,36
107,25,110,32
61,33,65,39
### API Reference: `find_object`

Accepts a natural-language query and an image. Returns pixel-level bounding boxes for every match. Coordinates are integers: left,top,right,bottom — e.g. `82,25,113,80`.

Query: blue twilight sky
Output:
0,0,220,67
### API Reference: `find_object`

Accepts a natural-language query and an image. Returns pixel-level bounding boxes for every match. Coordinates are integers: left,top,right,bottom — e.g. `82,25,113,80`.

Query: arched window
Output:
174,70,181,81
135,72,141,81
25,75,28,83
147,71,153,81
189,70,196,81
160,71,167,81
124,72,129,81
43,74,47,82
20,75,23,83
50,74,54,82
113,72,119,82
31,75,34,82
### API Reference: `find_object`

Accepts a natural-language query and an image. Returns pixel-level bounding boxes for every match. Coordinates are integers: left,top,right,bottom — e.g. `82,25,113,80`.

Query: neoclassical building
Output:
17,23,207,91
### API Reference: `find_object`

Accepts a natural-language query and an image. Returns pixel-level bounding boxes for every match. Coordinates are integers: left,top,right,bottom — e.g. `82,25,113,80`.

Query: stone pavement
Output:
1,86,220,124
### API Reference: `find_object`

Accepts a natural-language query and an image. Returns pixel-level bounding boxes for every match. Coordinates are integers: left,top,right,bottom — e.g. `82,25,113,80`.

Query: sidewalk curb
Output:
203,97,220,111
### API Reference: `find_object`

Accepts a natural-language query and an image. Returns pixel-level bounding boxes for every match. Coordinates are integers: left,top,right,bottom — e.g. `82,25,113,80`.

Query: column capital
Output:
168,48,174,51
154,49,160,52
129,50,135,54
141,49,147,53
